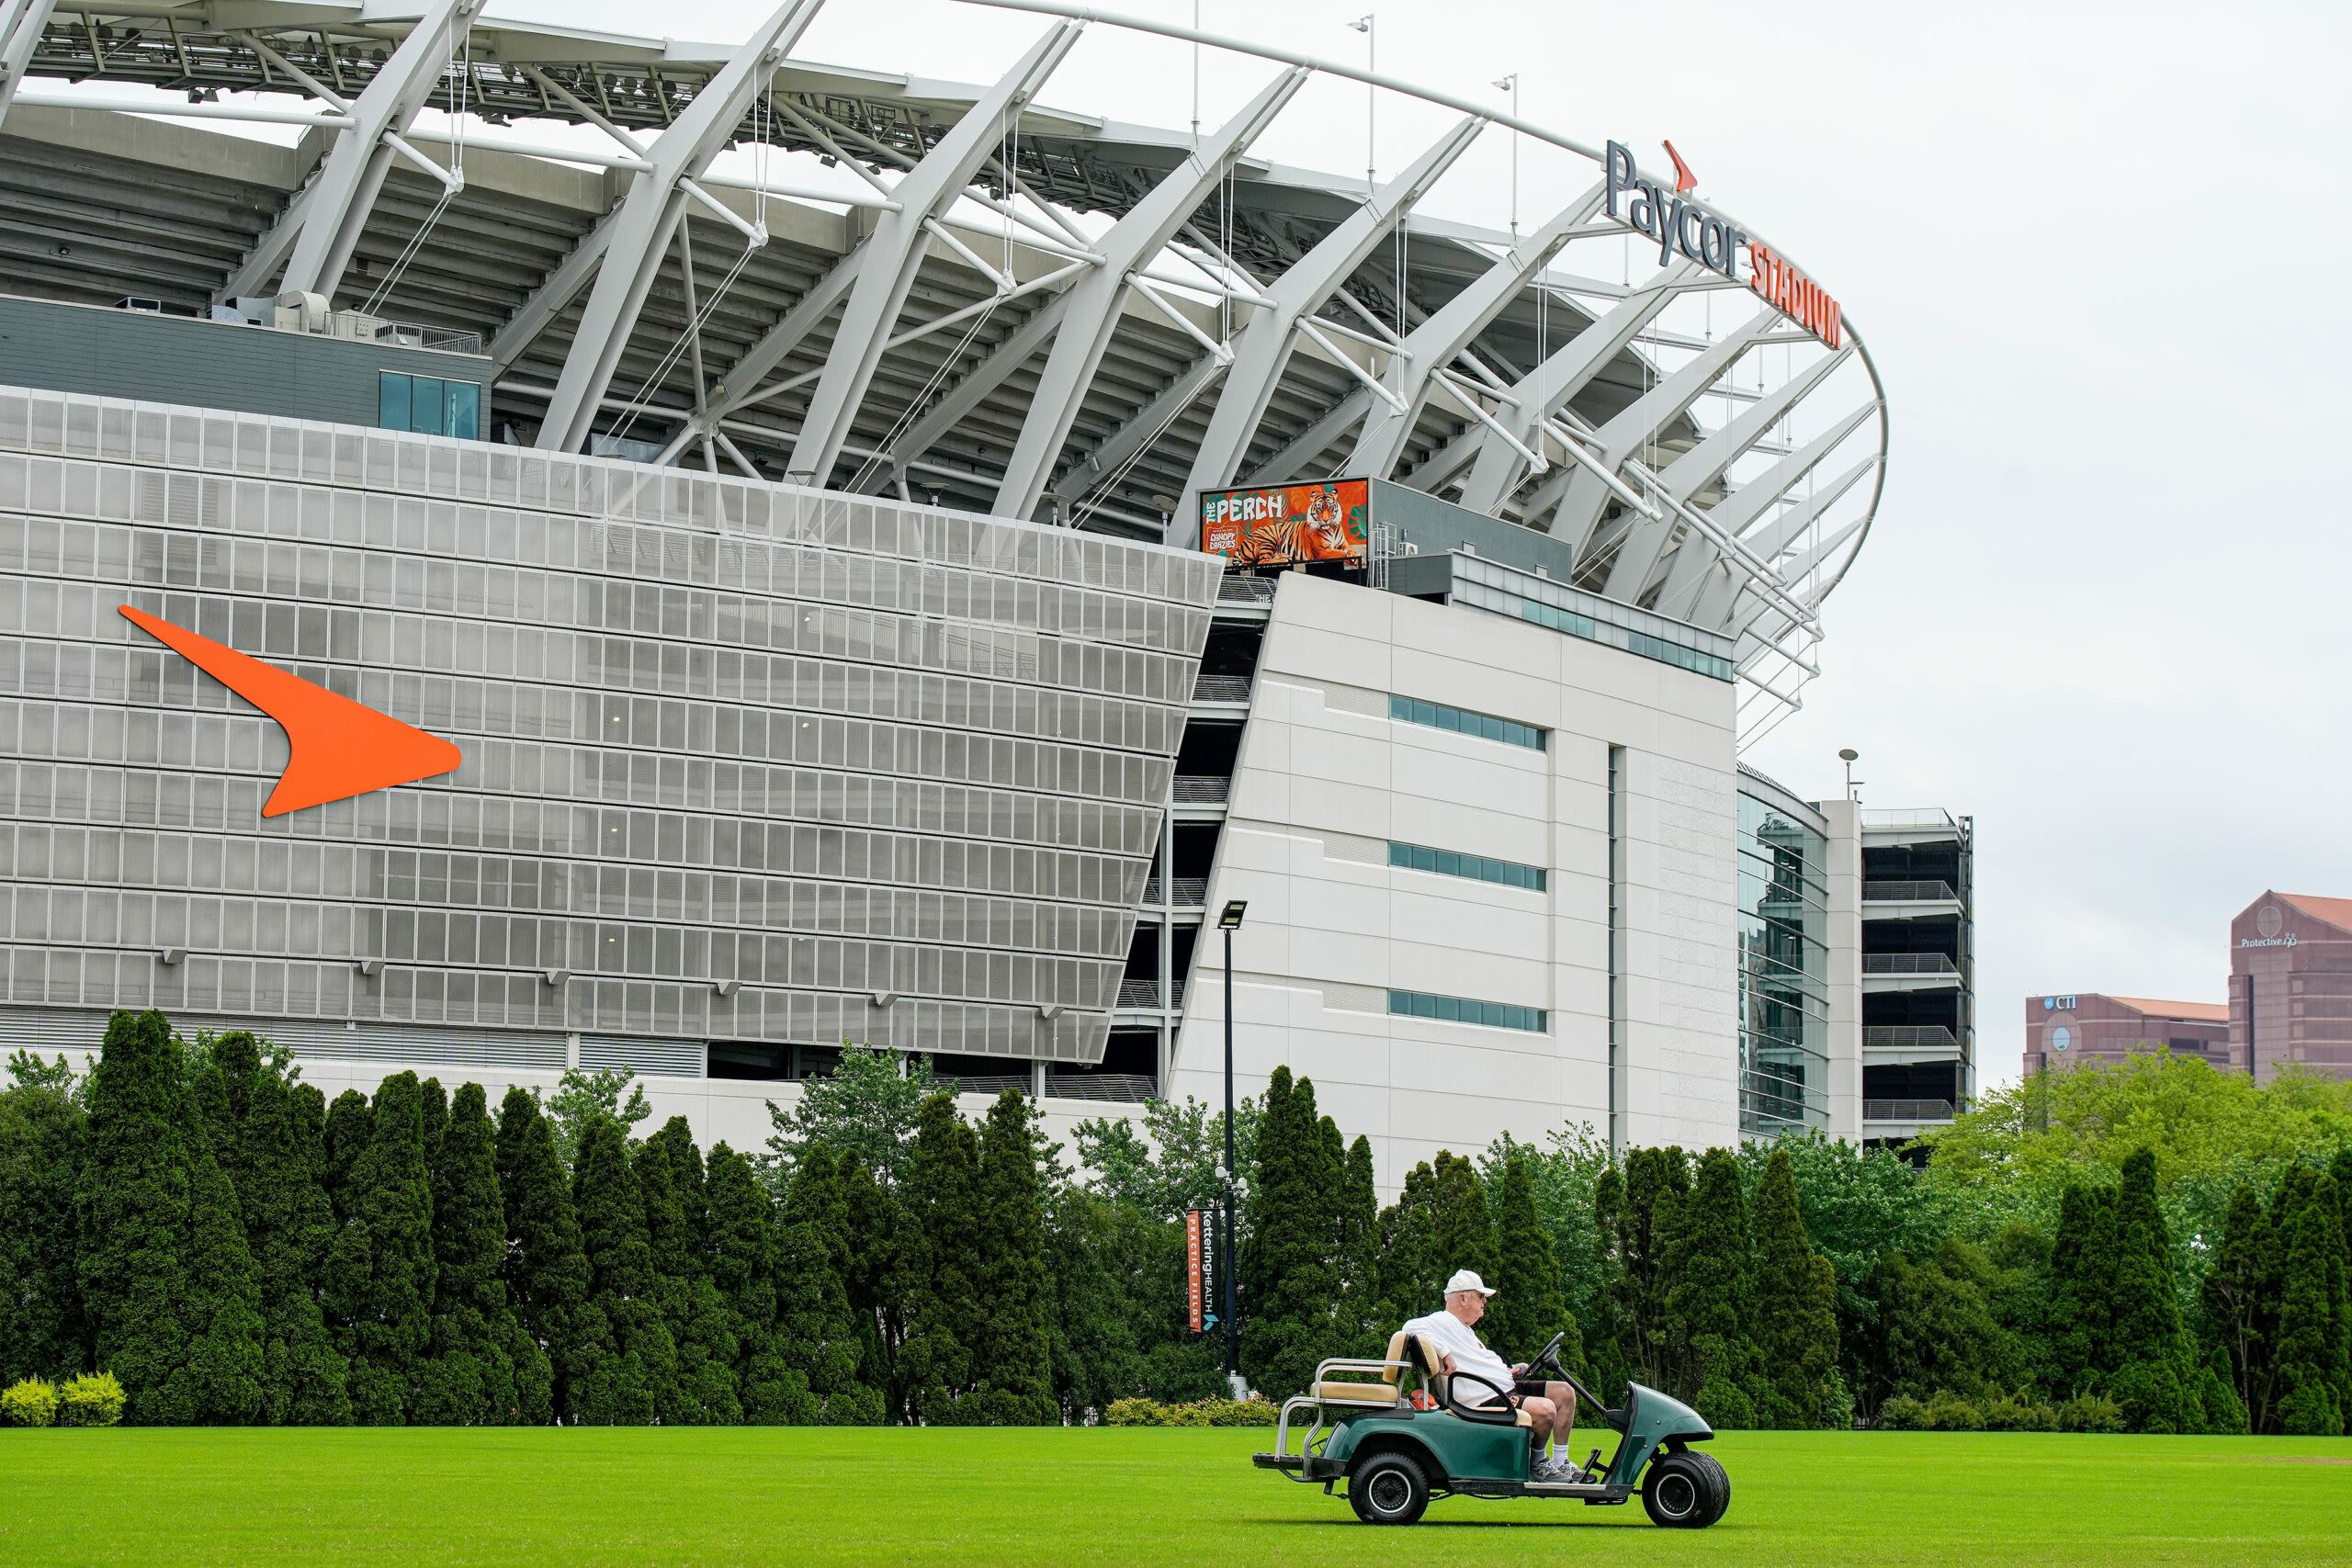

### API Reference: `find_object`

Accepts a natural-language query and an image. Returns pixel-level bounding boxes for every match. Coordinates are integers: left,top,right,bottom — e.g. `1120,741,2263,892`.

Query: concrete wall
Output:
1820,796,1864,1140
1169,571,1740,1191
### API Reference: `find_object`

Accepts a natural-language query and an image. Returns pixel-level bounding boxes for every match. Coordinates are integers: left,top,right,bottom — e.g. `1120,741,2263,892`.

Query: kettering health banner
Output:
1199,478,1370,569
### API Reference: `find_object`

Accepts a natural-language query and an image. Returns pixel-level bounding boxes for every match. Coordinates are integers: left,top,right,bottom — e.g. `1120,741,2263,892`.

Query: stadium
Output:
0,0,1901,1184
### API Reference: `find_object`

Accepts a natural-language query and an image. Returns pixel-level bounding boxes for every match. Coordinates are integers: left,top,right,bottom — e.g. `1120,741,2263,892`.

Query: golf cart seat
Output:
1310,1333,1533,1427
1311,1330,1437,1405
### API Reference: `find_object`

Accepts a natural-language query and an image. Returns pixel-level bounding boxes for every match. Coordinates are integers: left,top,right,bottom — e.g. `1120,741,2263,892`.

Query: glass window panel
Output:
379,374,410,432
447,382,481,441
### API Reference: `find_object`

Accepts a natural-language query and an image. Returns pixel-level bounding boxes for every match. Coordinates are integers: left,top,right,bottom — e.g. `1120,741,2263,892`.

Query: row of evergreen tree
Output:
6,1012,2352,1431
1227,1068,1847,1427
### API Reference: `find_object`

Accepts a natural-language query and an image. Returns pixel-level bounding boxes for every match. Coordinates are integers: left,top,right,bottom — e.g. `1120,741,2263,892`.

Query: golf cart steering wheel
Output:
1524,1330,1568,1381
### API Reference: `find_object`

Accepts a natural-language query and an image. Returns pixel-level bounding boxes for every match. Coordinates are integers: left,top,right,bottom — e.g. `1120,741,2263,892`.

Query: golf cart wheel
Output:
1689,1451,1731,1517
1642,1451,1725,1529
1349,1452,1431,1526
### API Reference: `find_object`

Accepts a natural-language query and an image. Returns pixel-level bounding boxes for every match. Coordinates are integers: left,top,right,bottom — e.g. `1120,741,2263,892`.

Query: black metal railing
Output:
1044,1071,1157,1103
1864,880,1959,903
1114,977,1188,1010
1864,1099,1957,1122
1863,953,1961,976
1863,1025,1960,1051
1141,876,1209,907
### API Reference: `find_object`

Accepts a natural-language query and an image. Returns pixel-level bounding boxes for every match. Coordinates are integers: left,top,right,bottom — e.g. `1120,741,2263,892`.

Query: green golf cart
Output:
1251,1327,1729,1528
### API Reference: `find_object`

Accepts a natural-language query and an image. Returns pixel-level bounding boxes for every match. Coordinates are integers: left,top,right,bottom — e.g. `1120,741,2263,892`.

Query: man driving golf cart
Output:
1402,1269,1583,1483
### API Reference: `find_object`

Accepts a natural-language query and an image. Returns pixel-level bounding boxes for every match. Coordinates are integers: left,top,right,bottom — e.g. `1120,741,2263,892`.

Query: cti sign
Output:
1604,141,1844,351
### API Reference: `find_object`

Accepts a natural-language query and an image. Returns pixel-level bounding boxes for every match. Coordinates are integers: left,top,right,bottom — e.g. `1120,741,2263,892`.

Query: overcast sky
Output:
31,0,2348,1089
488,0,2352,1084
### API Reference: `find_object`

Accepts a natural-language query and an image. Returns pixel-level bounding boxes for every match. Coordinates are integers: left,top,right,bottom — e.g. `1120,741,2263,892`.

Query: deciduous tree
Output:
0,1051,89,1385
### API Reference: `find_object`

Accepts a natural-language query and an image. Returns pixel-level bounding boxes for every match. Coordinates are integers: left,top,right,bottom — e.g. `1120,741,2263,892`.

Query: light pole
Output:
1347,16,1374,196
1491,74,1518,238
1839,747,1861,802
1218,897,1248,1397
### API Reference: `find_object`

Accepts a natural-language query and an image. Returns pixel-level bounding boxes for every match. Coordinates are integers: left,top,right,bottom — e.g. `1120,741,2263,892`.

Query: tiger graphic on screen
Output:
1229,484,1353,567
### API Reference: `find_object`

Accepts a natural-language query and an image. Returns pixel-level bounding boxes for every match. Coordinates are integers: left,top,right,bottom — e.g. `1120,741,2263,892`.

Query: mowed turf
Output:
4,1427,2349,1566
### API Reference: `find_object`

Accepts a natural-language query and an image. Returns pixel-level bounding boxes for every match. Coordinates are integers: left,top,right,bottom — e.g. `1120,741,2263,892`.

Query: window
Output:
1387,987,1547,1033
1388,840,1546,891
1520,599,1599,640
1626,630,1735,682
1386,694,1545,751
379,373,482,439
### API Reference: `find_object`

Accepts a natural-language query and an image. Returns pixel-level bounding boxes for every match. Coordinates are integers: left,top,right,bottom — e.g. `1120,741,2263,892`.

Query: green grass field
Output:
4,1427,2349,1566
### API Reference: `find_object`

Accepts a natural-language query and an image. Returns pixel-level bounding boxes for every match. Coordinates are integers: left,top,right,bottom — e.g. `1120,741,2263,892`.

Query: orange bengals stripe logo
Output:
119,605,462,817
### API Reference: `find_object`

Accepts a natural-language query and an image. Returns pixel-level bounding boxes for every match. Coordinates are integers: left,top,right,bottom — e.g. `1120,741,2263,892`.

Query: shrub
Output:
55,1372,126,1428
2058,1393,2124,1434
1918,1390,1984,1431
1873,1395,1927,1430
1817,1368,1855,1431
1979,1393,2060,1432
1098,1395,1277,1428
2,1378,60,1428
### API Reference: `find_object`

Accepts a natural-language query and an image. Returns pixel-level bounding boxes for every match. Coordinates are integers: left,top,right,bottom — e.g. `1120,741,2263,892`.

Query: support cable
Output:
361,28,468,316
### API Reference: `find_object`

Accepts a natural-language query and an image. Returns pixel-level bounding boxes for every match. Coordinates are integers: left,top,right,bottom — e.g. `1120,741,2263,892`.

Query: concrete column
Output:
1819,795,1863,1141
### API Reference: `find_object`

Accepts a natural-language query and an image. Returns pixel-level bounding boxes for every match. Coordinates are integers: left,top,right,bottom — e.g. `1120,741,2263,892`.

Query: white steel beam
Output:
536,0,826,453
1050,350,1227,512
843,289,1071,492
779,22,1085,485
1174,114,1485,530
1339,178,1608,480
272,0,483,302
1439,264,1704,513
1729,516,1864,645
1691,453,1877,626
1657,399,1876,619
0,0,58,134
1539,305,1775,556
1602,342,1852,599
992,67,1309,520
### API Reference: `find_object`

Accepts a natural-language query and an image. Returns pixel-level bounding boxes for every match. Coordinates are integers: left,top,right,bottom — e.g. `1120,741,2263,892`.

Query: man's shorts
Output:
1512,1377,1555,1401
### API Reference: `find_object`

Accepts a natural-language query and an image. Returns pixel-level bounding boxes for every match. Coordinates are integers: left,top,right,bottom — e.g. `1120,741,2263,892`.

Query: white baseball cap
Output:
1444,1269,1497,1298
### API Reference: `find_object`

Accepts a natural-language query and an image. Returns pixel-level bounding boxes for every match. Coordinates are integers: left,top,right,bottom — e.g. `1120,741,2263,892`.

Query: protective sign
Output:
1199,479,1370,568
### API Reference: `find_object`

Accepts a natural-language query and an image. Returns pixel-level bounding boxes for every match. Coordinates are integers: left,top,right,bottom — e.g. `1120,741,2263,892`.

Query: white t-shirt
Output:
1401,1308,1514,1404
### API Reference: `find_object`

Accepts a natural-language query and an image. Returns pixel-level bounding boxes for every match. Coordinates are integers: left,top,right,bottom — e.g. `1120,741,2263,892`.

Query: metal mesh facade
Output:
0,386,1219,1065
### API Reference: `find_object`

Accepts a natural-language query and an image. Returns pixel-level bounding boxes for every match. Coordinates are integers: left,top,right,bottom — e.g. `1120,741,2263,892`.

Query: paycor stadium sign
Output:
1604,141,1843,351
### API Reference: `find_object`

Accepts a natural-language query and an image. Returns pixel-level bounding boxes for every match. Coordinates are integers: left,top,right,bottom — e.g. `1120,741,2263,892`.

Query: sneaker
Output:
1535,1456,1583,1483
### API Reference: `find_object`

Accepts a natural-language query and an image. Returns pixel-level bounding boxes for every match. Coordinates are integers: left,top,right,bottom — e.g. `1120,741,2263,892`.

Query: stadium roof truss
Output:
0,0,1888,741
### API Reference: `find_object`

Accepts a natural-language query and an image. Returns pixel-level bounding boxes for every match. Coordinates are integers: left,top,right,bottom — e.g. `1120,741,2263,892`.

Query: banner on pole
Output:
1185,1209,1207,1333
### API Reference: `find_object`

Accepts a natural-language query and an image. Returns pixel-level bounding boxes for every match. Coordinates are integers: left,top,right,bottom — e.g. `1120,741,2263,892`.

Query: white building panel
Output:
1171,573,1739,1190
